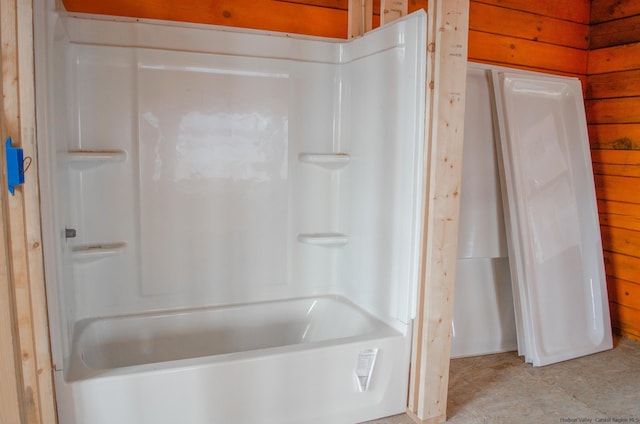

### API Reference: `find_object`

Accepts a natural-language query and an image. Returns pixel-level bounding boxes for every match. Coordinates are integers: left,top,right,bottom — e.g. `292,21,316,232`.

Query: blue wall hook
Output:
5,137,25,195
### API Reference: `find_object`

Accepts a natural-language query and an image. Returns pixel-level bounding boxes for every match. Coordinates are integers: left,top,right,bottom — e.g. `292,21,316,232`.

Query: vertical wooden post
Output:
408,1,469,423
0,0,57,423
380,0,408,26
0,148,25,424
348,0,373,38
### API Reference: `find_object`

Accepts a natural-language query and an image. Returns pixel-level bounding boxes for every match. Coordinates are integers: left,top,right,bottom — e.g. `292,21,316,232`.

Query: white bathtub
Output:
55,296,411,424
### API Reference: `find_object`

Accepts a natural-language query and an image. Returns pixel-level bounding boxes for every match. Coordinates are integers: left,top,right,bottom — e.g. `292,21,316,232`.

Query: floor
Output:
365,336,640,423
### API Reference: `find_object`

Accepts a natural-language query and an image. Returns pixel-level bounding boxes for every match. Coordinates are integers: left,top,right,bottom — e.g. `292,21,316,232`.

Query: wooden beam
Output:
0,117,25,424
408,1,469,423
0,0,57,423
348,0,373,37
380,0,407,26
0,1,29,422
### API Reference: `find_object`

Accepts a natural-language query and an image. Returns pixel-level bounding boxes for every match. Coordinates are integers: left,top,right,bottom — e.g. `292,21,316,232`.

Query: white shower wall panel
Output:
457,65,508,259
339,26,426,325
493,71,612,365
451,64,517,358
57,13,426,333
68,44,341,319
69,45,140,320
137,50,292,297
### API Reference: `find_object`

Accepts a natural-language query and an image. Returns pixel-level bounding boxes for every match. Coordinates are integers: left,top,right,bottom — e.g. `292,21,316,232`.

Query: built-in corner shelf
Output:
71,242,126,262
297,233,348,247
67,149,127,168
298,153,350,170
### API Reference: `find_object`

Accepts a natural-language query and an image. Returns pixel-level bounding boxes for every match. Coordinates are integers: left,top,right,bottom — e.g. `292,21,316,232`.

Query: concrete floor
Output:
366,336,640,423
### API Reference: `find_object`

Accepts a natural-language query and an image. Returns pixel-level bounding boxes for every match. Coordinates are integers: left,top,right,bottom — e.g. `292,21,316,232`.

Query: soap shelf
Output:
297,233,348,247
71,242,126,262
67,149,127,168
298,153,350,169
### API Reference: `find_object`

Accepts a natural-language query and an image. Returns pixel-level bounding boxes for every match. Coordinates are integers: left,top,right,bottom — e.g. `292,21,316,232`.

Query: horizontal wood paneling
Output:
277,0,360,11
279,0,432,16
597,200,640,231
590,14,640,49
474,0,590,24
61,0,432,38
61,0,591,74
469,2,588,49
595,174,640,204
279,0,426,14
62,0,349,37
590,0,640,341
610,302,640,339
591,0,640,24
468,1,589,76
588,124,640,150
588,42,640,74
591,149,640,177
585,97,640,124
601,226,640,258
604,251,640,286
586,69,640,99
469,31,587,74
608,277,640,312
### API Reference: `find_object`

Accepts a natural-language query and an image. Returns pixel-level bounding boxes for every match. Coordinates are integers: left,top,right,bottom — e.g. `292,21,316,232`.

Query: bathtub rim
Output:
65,294,405,382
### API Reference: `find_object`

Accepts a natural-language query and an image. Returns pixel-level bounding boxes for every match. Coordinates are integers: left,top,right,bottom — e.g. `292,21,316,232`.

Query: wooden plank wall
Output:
468,0,590,79
588,0,640,342
60,0,437,37
61,0,351,38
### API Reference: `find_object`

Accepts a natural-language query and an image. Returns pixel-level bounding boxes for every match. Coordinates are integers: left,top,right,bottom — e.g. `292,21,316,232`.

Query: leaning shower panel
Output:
452,63,612,366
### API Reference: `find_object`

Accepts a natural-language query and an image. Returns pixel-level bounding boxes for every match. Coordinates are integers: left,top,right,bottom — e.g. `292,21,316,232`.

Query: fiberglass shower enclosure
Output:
36,2,427,423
